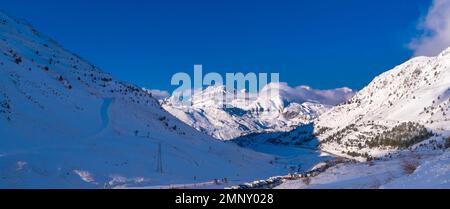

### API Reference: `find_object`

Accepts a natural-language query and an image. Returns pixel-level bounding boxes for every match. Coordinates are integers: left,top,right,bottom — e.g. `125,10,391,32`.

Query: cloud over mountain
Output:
261,82,355,106
143,88,170,100
409,0,450,56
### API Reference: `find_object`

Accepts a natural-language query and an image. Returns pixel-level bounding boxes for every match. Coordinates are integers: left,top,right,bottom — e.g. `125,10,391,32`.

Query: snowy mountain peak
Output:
196,85,228,96
316,47,450,159
438,46,450,57
336,87,354,93
163,83,353,140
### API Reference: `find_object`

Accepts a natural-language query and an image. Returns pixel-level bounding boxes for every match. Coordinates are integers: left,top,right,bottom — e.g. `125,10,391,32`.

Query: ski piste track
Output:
100,98,114,131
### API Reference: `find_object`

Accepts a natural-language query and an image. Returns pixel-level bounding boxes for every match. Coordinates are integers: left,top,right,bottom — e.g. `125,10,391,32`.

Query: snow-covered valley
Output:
1,9,450,189
0,11,310,188
162,47,450,189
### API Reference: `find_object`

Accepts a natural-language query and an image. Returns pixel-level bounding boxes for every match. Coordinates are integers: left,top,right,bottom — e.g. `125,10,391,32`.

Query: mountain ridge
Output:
314,46,450,159
162,83,354,140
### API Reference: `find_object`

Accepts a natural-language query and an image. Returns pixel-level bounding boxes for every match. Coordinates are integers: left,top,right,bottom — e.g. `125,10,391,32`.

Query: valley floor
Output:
117,144,335,189
276,150,450,189
118,144,450,189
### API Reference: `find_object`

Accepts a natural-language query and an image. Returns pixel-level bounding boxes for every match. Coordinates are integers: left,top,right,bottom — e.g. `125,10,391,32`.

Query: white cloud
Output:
409,0,450,56
144,89,170,100
261,82,355,106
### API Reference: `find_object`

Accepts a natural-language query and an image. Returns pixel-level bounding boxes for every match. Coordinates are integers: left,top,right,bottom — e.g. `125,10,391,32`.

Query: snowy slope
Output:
162,84,353,140
315,47,450,159
276,150,450,189
381,150,450,189
0,12,289,188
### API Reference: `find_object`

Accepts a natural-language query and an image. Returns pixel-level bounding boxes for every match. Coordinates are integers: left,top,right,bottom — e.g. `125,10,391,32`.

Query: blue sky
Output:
0,0,434,92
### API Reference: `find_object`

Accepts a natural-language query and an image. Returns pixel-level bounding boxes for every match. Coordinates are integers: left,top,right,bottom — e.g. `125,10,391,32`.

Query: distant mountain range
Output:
162,83,354,140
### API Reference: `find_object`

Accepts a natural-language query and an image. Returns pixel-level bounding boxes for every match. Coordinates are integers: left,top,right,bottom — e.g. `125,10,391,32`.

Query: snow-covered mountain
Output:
0,12,289,188
314,47,450,159
162,83,354,140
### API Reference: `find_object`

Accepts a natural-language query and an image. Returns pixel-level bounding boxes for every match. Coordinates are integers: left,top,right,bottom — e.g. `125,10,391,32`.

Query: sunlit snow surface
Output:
276,150,450,189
